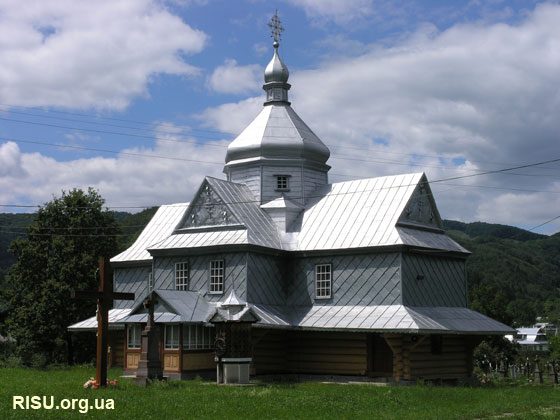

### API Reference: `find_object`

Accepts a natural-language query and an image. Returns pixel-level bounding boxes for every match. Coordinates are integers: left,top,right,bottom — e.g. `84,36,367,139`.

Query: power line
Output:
529,215,560,231
1,155,559,210
4,133,560,184
1,102,557,173
0,103,228,136
0,229,138,238
0,116,229,148
2,109,560,176
2,137,224,165
0,108,227,141
330,154,560,178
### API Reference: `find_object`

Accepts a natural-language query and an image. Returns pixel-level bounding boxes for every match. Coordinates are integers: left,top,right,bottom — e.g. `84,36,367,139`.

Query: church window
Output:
209,260,224,294
276,175,289,190
183,324,215,350
127,324,141,349
175,262,189,291
315,264,332,299
164,325,180,350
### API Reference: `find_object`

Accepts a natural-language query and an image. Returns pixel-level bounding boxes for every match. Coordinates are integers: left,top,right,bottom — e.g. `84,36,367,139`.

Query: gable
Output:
397,175,443,230
177,180,239,229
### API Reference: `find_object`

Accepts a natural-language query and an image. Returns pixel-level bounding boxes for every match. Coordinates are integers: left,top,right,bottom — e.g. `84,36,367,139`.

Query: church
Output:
69,26,513,383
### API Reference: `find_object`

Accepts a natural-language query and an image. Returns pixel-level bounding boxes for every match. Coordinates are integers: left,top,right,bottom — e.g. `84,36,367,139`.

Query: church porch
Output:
122,323,215,379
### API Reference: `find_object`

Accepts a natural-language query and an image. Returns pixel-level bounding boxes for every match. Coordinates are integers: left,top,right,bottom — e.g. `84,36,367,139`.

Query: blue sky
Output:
0,0,559,234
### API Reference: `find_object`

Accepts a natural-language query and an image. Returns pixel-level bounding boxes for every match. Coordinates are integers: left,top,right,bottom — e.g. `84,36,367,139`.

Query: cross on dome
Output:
268,9,284,43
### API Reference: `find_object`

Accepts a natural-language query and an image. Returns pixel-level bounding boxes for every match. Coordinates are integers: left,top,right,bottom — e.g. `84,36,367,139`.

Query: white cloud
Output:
199,3,560,233
283,0,375,25
207,59,263,95
253,42,269,56
0,0,207,110
0,142,26,178
196,96,262,134
0,127,229,210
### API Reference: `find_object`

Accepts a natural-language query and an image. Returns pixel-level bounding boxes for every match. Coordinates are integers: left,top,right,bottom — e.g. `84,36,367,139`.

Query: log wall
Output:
385,334,471,381
252,330,368,376
252,330,474,380
182,352,214,371
108,330,125,368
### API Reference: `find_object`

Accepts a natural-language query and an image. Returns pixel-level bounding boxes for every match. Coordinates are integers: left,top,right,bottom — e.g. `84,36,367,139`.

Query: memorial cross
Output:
71,257,135,387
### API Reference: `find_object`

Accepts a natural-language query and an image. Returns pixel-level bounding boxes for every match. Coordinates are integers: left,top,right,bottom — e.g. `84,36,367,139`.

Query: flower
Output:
84,377,118,389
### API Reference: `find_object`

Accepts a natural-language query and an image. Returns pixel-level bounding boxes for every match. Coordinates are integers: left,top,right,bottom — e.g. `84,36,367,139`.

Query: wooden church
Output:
69,24,513,383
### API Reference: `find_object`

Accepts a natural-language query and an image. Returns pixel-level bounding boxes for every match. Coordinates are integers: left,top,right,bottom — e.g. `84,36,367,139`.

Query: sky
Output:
0,0,559,235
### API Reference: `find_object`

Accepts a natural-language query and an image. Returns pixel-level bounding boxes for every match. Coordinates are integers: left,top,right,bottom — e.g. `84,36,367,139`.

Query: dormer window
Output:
275,175,290,191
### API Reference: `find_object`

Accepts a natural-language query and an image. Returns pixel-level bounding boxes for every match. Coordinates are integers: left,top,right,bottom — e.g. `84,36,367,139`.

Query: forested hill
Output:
1,213,559,326
443,220,560,327
443,220,547,242
0,208,157,286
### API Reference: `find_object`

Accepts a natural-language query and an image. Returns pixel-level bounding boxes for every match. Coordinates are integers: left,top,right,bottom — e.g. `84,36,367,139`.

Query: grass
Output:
0,366,559,419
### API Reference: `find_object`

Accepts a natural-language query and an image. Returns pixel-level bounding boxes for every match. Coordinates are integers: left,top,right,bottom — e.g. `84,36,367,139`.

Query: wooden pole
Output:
71,257,134,388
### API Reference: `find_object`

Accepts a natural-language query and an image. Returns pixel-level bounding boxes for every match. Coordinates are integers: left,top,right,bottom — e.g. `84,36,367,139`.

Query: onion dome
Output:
225,39,330,167
264,40,289,83
263,40,291,105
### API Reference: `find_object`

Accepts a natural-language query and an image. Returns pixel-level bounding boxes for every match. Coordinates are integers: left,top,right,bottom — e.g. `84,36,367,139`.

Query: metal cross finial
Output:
268,9,284,43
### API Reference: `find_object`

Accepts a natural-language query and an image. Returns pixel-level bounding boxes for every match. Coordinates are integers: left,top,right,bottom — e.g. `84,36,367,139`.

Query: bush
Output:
0,339,16,361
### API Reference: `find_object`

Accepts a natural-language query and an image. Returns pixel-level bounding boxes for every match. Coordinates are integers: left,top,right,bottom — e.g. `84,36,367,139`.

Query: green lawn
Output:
0,366,559,419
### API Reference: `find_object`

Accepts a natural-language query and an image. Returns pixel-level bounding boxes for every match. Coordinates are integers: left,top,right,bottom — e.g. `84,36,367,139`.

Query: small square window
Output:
315,264,332,299
209,260,224,294
175,262,189,291
276,175,289,190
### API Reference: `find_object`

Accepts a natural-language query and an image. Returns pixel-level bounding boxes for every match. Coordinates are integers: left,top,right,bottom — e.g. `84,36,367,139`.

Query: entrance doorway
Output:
367,334,393,377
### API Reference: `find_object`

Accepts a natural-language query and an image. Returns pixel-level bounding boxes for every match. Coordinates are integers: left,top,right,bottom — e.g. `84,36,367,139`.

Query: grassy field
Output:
0,366,559,419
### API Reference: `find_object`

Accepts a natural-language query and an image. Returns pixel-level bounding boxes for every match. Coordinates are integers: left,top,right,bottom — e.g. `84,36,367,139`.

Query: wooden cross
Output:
71,257,135,387
268,9,284,42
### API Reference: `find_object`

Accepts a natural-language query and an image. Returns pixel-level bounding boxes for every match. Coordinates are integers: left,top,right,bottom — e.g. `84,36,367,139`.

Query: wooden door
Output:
367,334,393,377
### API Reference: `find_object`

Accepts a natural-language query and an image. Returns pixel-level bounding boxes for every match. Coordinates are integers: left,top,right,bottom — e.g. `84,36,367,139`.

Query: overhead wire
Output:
529,215,560,232
0,103,227,136
0,155,559,210
1,102,558,171
1,107,559,174
1,104,559,232
3,133,560,182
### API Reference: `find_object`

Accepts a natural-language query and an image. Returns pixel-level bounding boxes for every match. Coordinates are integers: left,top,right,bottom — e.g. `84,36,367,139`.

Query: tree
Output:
2,188,120,366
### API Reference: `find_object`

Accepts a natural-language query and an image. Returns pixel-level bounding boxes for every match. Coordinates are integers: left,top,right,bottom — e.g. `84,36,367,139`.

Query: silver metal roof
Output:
119,290,217,324
115,173,467,260
264,41,289,84
224,104,330,167
111,203,189,263
295,173,468,253
69,300,512,335
220,289,246,307
149,177,281,252
251,304,514,334
67,308,132,331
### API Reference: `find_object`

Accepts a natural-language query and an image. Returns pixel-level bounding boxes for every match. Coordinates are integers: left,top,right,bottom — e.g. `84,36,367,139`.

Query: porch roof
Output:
251,304,514,335
67,308,132,331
